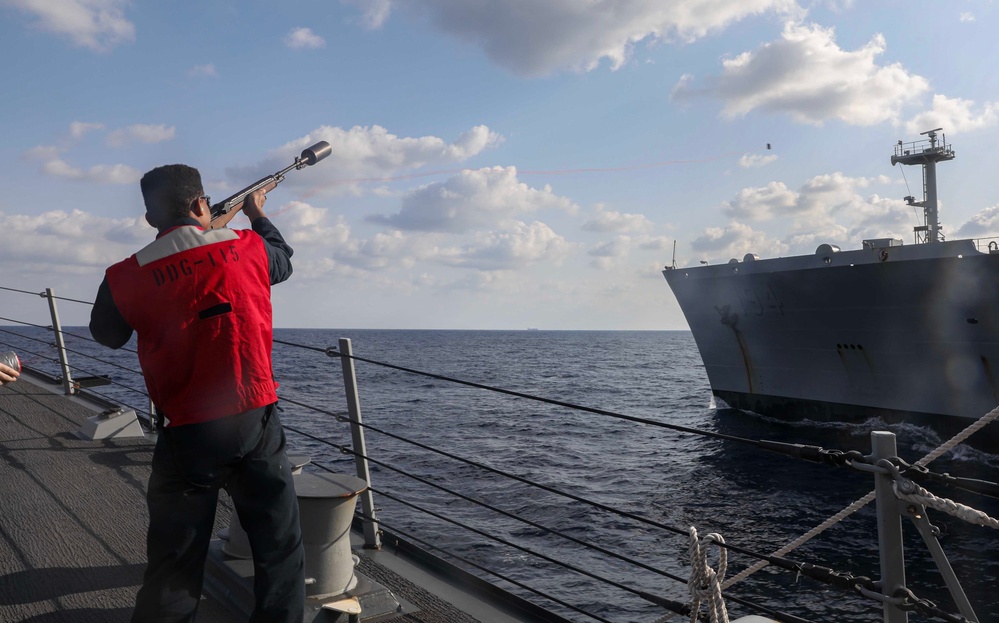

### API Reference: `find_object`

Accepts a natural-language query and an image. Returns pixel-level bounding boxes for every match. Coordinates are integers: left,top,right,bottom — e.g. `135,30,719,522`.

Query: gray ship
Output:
664,129,999,443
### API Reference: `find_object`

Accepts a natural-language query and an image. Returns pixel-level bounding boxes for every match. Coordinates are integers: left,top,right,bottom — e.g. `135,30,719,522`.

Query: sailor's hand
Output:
0,363,19,386
241,189,266,221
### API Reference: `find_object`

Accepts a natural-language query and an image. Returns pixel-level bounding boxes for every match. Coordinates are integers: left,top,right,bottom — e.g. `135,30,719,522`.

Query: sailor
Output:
90,164,305,623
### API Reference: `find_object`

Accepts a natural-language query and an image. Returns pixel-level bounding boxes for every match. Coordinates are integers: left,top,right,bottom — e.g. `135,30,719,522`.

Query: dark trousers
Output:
132,404,305,623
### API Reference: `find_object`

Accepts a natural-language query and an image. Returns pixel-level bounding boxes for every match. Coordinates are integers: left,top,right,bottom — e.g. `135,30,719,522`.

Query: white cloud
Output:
842,193,912,242
0,209,147,270
588,236,631,258
106,124,176,147
821,0,855,10
272,186,577,276
4,0,135,51
348,0,800,76
698,172,916,262
639,236,673,251
69,121,105,139
672,21,929,126
739,153,778,167
904,94,999,136
25,121,162,183
272,201,440,272
349,230,445,270
278,202,353,246
723,173,895,228
690,221,789,260
437,221,572,270
32,151,140,184
311,124,500,170
368,166,578,233
959,12,975,23
955,205,999,238
722,180,798,221
24,145,62,160
227,124,503,194
189,63,217,77
284,27,326,49
587,235,635,269
581,204,652,233
342,0,393,28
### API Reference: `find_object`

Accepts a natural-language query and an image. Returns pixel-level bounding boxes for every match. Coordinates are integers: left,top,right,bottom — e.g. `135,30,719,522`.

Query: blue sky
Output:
1,0,998,330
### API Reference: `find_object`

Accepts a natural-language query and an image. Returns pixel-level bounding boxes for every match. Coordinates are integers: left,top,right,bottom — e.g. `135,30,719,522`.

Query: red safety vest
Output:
105,225,277,426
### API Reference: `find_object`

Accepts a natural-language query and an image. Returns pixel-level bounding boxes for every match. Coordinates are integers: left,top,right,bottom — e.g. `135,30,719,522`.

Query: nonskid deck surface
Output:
0,376,484,623
0,377,242,623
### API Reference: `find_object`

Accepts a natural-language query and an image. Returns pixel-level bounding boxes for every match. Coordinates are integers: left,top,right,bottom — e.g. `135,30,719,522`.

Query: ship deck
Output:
0,372,548,623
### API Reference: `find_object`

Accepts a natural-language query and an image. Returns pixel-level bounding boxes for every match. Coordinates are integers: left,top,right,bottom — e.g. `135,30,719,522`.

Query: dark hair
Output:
140,164,204,223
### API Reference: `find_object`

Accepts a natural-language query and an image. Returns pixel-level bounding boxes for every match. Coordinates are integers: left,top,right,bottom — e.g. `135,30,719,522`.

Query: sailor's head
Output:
140,164,205,229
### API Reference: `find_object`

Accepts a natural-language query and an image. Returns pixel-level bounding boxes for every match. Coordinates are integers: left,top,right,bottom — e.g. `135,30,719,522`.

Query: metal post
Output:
907,511,978,621
924,161,939,242
871,431,907,623
338,337,380,549
43,288,74,395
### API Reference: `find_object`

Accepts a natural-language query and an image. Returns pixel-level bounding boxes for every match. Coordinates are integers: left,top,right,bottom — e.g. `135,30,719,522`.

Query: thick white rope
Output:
686,526,729,623
723,405,999,589
722,491,875,589
913,405,999,466
894,478,999,529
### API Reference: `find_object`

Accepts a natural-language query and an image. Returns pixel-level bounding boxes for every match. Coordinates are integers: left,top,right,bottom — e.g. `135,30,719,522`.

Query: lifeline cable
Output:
0,339,153,424
278,339,992,557
0,325,967,623
0,285,95,306
723,405,999,590
279,339,982,622
287,423,823,623
300,456,623,623
283,416,689,581
305,340,991,479
276,338,822,454
0,317,126,358
279,337,997,508
0,326,146,394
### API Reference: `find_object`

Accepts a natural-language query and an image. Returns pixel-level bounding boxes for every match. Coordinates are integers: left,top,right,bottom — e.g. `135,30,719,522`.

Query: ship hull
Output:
664,240,999,444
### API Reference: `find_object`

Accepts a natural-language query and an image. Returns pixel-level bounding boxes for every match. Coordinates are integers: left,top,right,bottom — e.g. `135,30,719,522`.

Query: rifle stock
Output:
209,140,331,228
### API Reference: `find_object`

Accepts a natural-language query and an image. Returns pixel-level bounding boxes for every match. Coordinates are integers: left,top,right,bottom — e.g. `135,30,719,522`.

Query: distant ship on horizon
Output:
664,129,999,444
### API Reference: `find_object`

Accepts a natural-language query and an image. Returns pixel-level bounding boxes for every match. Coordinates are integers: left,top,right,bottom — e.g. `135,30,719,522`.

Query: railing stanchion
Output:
338,337,381,549
872,431,908,623
44,288,74,395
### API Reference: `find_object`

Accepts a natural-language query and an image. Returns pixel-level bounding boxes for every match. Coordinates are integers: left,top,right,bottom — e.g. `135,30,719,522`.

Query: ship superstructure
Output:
664,131,999,440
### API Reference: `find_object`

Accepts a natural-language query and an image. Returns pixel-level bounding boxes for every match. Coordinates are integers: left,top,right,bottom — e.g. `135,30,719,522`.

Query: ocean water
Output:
2,326,998,623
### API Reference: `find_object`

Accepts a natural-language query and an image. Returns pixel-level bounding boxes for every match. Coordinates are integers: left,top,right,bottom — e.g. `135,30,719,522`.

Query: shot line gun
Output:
209,140,332,228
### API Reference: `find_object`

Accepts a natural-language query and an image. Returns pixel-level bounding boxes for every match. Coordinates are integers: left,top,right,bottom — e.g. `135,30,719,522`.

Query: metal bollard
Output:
297,472,368,598
221,454,312,559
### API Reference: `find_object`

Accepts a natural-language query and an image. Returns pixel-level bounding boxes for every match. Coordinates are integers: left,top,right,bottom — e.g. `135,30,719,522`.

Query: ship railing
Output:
0,286,154,421
970,237,999,254
894,135,952,159
1,284,996,623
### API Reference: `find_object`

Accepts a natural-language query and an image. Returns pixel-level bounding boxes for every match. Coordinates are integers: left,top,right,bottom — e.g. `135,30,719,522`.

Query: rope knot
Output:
687,526,729,623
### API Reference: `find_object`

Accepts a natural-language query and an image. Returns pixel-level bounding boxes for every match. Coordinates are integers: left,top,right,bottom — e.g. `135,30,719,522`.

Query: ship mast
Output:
890,128,955,244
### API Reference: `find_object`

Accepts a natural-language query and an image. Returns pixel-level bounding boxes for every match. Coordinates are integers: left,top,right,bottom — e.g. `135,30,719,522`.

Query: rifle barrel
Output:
210,140,332,221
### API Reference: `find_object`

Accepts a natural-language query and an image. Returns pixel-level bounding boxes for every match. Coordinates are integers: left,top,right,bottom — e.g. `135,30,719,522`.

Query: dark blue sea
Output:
2,327,998,623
